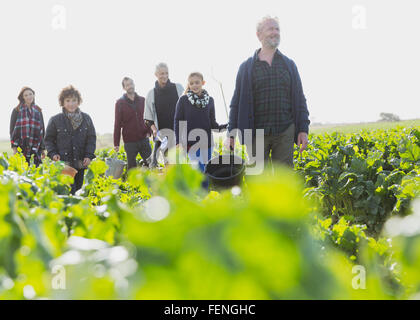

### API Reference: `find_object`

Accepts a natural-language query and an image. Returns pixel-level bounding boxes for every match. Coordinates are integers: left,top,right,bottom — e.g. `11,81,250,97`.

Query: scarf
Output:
11,104,43,157
154,79,179,130
154,79,174,92
64,108,84,130
187,89,210,108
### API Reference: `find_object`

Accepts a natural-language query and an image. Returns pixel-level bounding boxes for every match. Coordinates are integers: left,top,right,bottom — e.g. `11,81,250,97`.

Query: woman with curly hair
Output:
10,87,46,166
45,85,97,194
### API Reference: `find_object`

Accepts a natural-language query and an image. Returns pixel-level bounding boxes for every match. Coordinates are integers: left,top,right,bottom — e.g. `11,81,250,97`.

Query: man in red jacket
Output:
114,77,152,170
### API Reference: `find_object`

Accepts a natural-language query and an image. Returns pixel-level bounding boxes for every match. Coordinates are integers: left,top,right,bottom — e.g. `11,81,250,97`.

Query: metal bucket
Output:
105,158,126,179
150,133,168,168
204,154,245,190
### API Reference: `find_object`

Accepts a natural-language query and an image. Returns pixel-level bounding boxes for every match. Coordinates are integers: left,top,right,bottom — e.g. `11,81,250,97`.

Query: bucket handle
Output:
230,145,234,176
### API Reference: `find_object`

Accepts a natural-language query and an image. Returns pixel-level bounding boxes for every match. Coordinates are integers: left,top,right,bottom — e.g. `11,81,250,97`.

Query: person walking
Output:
144,63,184,166
226,16,310,172
175,72,227,188
10,87,46,166
45,85,97,194
114,77,152,170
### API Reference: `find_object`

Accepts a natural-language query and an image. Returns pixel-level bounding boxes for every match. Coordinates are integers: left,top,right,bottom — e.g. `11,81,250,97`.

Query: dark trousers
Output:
71,169,85,195
25,153,42,167
187,147,213,190
124,138,152,170
246,123,295,174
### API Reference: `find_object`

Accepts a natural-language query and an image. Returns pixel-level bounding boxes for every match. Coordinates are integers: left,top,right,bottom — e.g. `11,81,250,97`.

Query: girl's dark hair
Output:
58,85,83,107
16,87,35,111
184,72,204,94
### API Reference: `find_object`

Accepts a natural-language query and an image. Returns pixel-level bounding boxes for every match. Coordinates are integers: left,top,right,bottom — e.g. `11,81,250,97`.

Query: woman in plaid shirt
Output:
10,87,46,166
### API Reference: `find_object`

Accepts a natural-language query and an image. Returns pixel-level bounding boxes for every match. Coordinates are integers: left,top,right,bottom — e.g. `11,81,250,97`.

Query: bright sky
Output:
0,0,419,139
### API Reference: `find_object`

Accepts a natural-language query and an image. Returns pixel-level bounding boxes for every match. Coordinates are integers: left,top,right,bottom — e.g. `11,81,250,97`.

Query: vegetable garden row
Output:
0,127,419,299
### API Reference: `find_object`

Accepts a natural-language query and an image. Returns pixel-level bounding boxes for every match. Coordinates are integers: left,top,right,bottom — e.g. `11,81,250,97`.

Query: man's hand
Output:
151,124,158,138
219,124,228,131
52,154,60,161
41,151,46,160
114,146,119,152
297,132,309,153
83,158,91,167
224,137,235,151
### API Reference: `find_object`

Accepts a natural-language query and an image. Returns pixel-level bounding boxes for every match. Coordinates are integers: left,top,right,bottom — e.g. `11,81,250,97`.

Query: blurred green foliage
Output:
0,127,419,299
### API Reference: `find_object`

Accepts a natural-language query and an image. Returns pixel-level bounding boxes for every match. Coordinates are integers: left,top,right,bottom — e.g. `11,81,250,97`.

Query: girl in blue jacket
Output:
174,72,226,183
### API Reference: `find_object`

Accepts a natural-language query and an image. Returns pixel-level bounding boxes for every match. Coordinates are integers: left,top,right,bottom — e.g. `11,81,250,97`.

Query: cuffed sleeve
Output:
228,64,243,134
113,101,122,147
44,118,59,159
144,89,157,128
84,114,97,160
209,99,223,130
39,111,46,152
10,108,19,148
292,61,310,134
174,98,185,145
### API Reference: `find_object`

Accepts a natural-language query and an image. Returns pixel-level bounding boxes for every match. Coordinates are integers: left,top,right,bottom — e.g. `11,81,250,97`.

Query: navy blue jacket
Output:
228,49,310,144
174,95,223,149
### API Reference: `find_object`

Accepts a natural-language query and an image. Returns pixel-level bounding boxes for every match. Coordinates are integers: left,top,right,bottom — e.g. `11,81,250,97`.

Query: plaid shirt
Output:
10,104,44,157
252,50,294,135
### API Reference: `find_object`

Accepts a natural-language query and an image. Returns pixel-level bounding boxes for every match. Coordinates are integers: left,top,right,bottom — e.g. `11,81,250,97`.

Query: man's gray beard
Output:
265,38,280,49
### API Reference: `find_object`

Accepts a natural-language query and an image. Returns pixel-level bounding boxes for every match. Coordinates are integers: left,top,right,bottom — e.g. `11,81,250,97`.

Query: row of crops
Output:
0,127,419,299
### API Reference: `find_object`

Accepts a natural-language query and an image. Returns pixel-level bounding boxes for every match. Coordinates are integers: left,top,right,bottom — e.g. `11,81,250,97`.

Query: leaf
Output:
350,185,364,199
400,142,420,162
